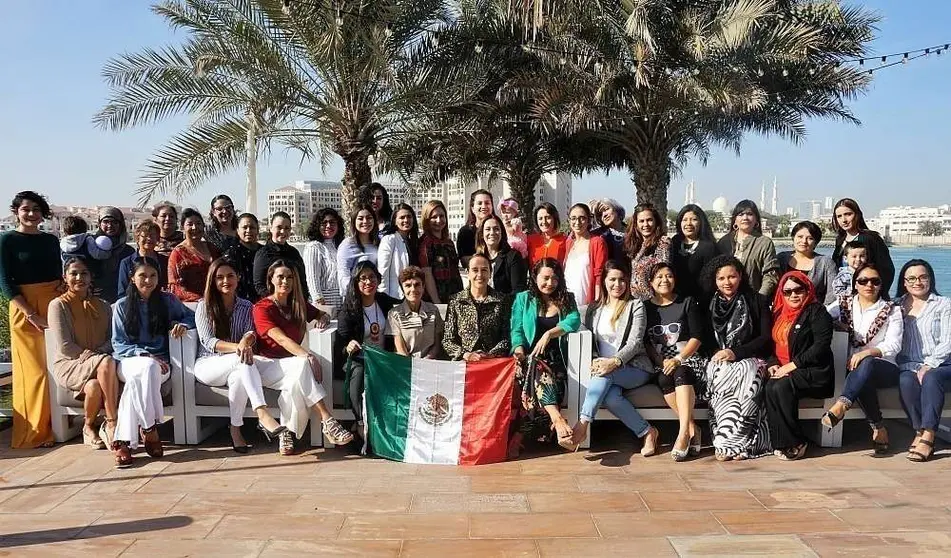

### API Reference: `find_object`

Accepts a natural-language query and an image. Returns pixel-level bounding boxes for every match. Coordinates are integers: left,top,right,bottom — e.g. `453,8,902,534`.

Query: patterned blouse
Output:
168,242,221,302
630,236,671,300
442,288,512,360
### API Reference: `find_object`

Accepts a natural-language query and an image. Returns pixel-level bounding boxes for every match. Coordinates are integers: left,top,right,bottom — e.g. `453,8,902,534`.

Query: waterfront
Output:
878,247,951,295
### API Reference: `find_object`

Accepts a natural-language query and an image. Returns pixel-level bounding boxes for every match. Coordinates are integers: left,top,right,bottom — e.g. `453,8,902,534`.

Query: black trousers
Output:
763,367,831,450
349,359,366,423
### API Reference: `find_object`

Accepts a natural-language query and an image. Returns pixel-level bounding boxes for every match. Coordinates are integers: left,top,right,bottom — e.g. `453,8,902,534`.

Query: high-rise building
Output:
760,183,766,212
824,196,834,212
266,180,408,237
771,177,779,216
684,180,696,205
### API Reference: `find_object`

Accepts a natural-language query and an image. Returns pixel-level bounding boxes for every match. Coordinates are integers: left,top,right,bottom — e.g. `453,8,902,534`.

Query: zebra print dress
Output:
706,357,772,459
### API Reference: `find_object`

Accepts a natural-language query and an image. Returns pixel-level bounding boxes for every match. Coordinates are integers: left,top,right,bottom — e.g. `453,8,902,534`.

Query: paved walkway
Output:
1,420,950,557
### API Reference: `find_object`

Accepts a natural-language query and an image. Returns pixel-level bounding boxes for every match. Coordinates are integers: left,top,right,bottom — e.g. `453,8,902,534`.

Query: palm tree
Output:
527,0,877,216
94,0,455,220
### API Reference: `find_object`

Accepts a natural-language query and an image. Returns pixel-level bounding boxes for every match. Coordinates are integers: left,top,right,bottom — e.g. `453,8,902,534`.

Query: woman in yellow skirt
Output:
0,191,62,448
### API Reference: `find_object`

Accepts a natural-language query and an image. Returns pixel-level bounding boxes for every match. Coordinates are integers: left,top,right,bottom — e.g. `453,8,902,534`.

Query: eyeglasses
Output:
568,216,588,223
856,277,882,287
904,275,930,285
358,276,377,284
782,287,807,297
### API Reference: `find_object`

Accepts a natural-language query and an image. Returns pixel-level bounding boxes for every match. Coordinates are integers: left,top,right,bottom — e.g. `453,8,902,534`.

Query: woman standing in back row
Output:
527,202,567,267
670,204,718,302
831,198,895,295
456,189,495,268
717,200,779,299
626,203,670,300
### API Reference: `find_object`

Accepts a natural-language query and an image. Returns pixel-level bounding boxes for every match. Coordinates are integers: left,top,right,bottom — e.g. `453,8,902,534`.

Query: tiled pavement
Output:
2,420,951,557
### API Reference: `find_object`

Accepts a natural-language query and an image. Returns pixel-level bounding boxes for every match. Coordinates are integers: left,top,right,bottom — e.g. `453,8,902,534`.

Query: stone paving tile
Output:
593,511,726,538
249,473,362,494
401,538,539,557
470,512,599,539
207,512,345,540
857,486,951,509
833,507,951,532
337,513,469,540
290,493,413,514
750,488,879,510
679,471,788,491
168,492,302,514
415,460,524,476
577,472,687,492
134,471,258,493
0,536,133,557
410,493,530,513
259,539,403,557
0,483,88,513
639,490,765,512
0,511,101,542
669,534,818,557
72,460,169,494
535,537,677,557
713,510,850,535
121,538,267,557
79,512,224,540
359,474,471,493
51,491,185,515
527,492,646,513
470,474,579,494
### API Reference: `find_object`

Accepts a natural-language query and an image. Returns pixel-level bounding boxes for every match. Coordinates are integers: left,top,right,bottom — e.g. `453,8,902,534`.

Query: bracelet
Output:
613,357,622,367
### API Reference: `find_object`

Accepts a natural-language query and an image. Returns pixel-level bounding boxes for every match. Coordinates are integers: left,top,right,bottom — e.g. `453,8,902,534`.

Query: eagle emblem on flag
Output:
419,393,452,426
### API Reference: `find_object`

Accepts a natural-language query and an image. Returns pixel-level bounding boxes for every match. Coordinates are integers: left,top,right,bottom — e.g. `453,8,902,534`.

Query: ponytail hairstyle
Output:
203,256,241,341
598,259,633,328
122,257,169,340
265,259,309,328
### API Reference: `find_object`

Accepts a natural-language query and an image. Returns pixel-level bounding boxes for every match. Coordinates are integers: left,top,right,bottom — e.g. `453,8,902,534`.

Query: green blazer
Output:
510,290,581,353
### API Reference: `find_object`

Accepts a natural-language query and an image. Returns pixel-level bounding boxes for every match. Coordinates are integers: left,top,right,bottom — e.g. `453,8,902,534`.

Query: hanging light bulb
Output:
281,0,291,15
521,44,530,52
782,68,789,77
808,68,815,75
559,57,566,65
757,68,764,77
474,43,483,54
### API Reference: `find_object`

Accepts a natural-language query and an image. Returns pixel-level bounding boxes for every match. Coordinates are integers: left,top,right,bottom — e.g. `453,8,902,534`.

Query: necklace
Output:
364,303,383,343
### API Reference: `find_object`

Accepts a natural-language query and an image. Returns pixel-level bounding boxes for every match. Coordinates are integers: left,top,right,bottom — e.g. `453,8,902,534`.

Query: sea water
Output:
887,247,951,296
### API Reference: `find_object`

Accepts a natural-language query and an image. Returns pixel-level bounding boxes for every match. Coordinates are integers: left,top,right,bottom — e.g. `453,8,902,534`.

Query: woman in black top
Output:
831,198,895,294
253,211,309,301
360,182,394,238
224,213,261,302
205,194,240,253
669,204,718,302
456,189,494,268
476,215,527,295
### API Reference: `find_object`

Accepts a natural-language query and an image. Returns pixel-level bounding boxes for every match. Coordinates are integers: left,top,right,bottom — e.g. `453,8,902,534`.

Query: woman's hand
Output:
315,313,330,330
769,362,796,379
530,331,552,358
592,357,619,377
154,357,170,375
917,364,932,384
169,323,188,339
346,340,362,355
847,350,870,371
662,358,680,375
553,417,573,440
306,353,323,383
463,352,484,362
513,346,526,361
236,334,255,365
712,349,736,363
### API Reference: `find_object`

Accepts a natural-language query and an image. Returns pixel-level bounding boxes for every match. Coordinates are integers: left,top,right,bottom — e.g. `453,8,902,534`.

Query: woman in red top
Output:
563,203,608,305
527,202,567,267
418,200,463,304
168,208,220,302
252,259,353,454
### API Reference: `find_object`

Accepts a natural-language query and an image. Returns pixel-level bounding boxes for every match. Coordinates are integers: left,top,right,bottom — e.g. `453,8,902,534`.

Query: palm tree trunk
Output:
245,114,258,216
341,154,372,225
506,169,541,233
629,155,672,217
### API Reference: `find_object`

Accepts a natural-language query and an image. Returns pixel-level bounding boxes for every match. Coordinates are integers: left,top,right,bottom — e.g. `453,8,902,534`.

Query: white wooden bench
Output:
0,362,12,418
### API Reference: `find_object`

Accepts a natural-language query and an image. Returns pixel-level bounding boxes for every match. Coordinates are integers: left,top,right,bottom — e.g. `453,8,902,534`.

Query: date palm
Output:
94,0,454,219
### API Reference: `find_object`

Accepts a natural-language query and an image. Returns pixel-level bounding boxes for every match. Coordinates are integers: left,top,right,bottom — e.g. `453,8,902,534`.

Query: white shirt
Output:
827,296,903,363
595,307,619,357
564,247,590,306
377,233,409,299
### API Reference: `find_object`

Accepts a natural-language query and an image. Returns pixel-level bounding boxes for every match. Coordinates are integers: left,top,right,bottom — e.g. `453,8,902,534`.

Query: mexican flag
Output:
362,345,517,465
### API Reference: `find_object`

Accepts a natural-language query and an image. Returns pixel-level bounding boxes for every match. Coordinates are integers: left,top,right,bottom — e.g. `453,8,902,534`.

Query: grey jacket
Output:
582,300,653,373
777,251,838,305
717,233,779,299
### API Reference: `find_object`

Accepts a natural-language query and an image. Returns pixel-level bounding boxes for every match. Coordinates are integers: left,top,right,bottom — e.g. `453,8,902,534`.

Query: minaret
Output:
771,177,779,215
685,181,691,205
760,182,766,211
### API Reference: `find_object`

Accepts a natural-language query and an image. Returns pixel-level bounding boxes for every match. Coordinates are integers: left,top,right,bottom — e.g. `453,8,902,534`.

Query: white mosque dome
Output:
711,196,730,214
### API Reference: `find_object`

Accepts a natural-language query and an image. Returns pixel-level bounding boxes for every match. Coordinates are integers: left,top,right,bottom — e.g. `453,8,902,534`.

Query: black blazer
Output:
768,302,835,396
490,248,528,295
670,237,718,301
337,293,401,347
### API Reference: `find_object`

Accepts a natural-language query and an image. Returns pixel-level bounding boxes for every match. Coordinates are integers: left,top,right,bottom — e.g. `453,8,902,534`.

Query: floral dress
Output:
631,236,671,300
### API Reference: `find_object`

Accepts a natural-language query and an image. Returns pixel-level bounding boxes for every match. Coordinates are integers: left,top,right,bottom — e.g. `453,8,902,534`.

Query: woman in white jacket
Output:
820,263,903,455
303,208,345,309
377,204,419,299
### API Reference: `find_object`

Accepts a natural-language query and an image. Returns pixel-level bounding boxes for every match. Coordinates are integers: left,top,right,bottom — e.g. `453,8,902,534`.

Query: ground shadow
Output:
0,515,193,548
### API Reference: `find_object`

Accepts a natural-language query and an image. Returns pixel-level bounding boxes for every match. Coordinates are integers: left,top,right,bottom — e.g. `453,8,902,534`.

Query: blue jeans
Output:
581,365,652,437
899,365,951,431
840,357,900,427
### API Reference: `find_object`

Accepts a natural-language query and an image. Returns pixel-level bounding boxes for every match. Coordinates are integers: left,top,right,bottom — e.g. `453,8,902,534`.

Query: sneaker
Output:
322,417,354,445
279,430,296,456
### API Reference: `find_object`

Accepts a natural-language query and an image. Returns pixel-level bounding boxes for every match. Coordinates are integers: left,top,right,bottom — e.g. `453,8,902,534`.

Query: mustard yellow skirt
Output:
10,280,60,448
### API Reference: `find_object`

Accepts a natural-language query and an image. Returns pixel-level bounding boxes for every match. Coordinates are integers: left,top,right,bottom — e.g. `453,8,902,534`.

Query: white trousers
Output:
116,356,169,449
194,354,268,427
195,354,328,437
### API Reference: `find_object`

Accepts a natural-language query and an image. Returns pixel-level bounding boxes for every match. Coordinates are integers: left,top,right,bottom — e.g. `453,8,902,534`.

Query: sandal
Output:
83,424,105,450
821,409,843,429
688,426,702,457
140,426,164,459
778,443,808,461
871,426,889,457
671,432,691,462
909,429,923,452
112,441,133,468
99,418,117,448
322,417,354,446
279,430,296,456
907,438,935,462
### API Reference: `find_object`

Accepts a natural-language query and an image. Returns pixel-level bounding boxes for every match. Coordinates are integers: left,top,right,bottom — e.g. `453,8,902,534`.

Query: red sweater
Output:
565,235,608,305
527,233,568,267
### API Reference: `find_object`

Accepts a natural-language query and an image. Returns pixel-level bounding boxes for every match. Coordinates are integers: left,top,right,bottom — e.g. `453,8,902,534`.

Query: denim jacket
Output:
112,292,195,361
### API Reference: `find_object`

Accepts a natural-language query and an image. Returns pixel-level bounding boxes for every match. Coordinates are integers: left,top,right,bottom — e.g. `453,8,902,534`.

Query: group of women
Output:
3,187,949,466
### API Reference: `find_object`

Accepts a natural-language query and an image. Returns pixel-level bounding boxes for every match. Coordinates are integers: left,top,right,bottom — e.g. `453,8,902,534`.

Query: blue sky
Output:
2,1,949,217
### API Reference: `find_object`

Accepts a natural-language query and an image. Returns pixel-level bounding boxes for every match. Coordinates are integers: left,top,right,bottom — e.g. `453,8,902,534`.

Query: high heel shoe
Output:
689,428,702,457
231,442,251,454
257,422,287,442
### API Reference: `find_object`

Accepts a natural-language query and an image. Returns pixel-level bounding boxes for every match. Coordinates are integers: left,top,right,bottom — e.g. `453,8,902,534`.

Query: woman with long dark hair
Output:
527,202,567,267
336,205,380,299
0,190,61,448
896,259,951,461
703,255,774,461
510,258,581,456
252,260,352,455
716,200,779,299
168,207,220,302
303,207,345,308
564,203,608,306
360,182,393,237
763,271,834,461
626,203,671,300
820,263,903,455
568,260,659,455
205,194,240,253
418,200,462,304
457,189,495,268
48,257,119,451
253,211,309,302
670,204,718,301
194,257,286,452
777,221,837,304
90,206,136,304
224,213,262,302
339,261,400,436
112,257,195,466
831,198,895,294
152,201,183,257
378,203,419,299
476,214,527,296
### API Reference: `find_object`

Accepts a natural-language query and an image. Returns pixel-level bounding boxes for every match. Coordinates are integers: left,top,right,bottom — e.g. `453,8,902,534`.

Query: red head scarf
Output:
772,270,818,365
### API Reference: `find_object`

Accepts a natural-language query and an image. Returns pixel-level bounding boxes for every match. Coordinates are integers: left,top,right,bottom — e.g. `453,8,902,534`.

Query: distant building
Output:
797,200,822,221
266,180,408,238
711,196,730,215
875,205,951,237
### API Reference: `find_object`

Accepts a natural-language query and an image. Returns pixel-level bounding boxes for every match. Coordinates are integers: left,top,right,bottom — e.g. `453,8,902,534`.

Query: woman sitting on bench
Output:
388,266,444,359
896,259,951,462
252,260,352,455
820,263,903,455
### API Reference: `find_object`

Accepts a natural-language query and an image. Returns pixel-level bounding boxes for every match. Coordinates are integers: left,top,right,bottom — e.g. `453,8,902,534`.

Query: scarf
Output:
711,291,753,350
838,294,894,349
58,289,110,352
771,271,818,365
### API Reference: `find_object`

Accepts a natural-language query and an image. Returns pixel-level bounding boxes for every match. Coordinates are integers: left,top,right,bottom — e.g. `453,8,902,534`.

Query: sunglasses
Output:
782,287,806,297
856,276,882,287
